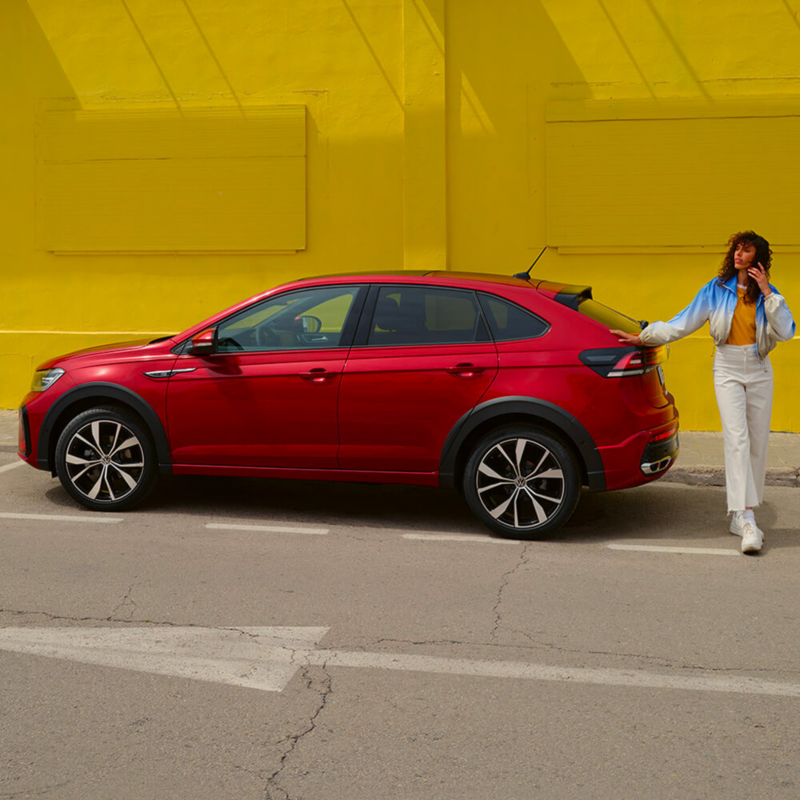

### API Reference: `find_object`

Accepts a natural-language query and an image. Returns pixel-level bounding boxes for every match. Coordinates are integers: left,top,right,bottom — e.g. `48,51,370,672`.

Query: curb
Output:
660,466,799,488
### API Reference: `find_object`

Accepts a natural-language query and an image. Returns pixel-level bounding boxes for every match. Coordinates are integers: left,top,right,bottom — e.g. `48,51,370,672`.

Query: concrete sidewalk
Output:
1,409,797,487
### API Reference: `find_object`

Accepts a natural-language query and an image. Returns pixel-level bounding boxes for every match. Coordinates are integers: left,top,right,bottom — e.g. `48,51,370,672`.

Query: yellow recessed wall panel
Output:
546,111,800,248
37,106,306,252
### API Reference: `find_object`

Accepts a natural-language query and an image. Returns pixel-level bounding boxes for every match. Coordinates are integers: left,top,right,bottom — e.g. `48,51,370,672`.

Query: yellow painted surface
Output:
39,106,306,251
402,0,446,270
1,0,798,431
547,113,800,248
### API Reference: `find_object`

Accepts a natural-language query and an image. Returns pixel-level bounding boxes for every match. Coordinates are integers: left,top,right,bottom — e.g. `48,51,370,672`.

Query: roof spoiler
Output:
538,282,593,310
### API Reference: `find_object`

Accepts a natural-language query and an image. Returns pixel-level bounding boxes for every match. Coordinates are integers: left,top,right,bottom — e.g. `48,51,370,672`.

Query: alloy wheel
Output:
475,437,565,530
65,420,145,503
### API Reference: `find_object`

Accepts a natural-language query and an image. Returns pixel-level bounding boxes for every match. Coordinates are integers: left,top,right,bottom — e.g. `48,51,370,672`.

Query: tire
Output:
463,425,581,538
55,405,158,512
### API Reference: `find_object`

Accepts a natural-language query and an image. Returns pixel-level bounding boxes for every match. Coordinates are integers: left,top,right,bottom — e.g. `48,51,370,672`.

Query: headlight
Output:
31,368,65,392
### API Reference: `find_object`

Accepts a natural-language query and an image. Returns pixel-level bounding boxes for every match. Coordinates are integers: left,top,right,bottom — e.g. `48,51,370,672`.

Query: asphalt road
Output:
1,451,799,800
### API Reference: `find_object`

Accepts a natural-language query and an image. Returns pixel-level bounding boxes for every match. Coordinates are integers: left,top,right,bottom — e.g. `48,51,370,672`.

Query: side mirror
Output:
295,314,322,333
189,328,215,355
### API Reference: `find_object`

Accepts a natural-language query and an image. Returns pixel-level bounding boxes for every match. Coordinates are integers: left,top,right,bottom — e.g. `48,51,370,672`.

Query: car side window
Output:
217,286,359,352
368,286,490,346
479,294,549,341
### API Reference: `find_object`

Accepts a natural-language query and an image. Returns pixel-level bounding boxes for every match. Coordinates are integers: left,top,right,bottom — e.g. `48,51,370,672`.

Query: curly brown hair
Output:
717,230,772,305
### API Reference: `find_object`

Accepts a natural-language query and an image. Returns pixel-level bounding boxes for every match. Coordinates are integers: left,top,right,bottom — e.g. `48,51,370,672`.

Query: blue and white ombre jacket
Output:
639,274,795,360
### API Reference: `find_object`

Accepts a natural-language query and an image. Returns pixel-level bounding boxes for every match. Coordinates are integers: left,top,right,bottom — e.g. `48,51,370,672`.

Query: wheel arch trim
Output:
438,396,605,492
38,383,171,474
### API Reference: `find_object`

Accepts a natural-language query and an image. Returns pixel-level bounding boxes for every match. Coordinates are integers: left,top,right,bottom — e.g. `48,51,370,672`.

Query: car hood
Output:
36,337,176,371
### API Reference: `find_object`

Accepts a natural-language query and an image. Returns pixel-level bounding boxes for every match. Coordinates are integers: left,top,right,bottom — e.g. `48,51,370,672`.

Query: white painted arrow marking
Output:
3,627,800,698
0,627,329,692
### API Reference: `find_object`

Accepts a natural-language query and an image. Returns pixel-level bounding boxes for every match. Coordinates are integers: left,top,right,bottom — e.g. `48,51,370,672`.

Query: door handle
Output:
446,363,486,377
300,368,338,383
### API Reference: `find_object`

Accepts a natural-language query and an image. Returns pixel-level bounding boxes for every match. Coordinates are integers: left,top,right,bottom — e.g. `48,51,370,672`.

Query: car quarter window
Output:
478,294,549,341
367,286,490,347
216,286,360,352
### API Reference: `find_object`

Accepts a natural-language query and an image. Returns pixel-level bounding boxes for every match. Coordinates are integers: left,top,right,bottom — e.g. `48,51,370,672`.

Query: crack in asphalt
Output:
0,780,73,799
264,662,332,800
0,607,191,628
352,635,800,676
109,583,138,620
490,543,533,643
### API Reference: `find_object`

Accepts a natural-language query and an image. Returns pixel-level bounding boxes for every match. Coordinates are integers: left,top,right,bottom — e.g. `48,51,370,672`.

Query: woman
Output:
612,231,795,554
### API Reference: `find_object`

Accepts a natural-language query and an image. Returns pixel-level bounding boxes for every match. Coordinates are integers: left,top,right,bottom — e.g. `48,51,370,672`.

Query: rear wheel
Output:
55,406,157,511
463,425,581,538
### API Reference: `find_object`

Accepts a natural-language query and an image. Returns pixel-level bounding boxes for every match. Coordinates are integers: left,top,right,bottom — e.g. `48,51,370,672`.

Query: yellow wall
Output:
2,0,799,430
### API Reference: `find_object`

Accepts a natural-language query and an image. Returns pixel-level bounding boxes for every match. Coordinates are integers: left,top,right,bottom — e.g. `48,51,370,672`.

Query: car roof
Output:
299,270,543,288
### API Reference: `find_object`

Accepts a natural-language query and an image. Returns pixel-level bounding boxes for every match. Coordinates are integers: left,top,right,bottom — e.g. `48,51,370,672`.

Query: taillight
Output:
579,346,667,378
608,351,646,377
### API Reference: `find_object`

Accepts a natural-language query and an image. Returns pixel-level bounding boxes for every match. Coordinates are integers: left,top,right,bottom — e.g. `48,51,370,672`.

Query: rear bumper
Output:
639,432,680,475
598,418,679,492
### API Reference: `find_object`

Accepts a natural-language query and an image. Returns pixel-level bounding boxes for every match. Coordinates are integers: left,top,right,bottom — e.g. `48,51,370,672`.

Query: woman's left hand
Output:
748,262,772,296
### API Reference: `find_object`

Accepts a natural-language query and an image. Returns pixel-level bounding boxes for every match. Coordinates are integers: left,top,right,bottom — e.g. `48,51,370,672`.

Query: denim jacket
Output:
639,275,795,360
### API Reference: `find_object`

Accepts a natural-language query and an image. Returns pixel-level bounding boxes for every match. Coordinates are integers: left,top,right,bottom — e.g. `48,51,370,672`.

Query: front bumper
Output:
18,406,31,457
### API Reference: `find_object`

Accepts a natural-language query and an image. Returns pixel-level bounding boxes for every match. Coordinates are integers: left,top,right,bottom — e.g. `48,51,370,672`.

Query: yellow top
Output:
726,287,757,345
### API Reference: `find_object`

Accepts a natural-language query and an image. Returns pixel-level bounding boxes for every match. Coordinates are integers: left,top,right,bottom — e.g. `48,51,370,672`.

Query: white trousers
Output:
713,344,774,513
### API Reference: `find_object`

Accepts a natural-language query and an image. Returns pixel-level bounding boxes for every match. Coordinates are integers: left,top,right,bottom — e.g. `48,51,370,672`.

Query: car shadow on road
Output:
44,477,797,547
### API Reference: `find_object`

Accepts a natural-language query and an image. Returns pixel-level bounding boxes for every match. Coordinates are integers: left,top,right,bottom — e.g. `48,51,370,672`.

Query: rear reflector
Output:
649,424,678,443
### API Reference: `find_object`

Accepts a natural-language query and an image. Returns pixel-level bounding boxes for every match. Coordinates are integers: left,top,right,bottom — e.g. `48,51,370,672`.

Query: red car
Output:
17,271,679,537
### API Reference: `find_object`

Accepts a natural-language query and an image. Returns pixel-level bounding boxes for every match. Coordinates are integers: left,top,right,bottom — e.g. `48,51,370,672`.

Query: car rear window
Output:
479,295,549,341
577,298,642,334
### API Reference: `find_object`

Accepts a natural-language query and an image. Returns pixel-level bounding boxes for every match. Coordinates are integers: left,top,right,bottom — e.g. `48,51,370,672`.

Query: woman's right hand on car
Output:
610,328,643,346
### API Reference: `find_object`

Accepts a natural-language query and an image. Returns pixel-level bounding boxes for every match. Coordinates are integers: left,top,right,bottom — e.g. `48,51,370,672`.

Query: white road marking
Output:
0,627,330,693
403,533,522,544
3,625,799,698
0,461,25,474
608,544,738,556
0,512,124,524
206,522,329,535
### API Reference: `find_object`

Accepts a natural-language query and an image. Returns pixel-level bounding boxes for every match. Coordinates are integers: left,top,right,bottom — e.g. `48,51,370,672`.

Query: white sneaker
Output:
730,514,764,538
730,515,746,537
740,522,763,554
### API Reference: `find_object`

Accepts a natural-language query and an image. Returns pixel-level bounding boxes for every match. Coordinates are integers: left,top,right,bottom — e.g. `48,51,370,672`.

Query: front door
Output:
167,285,364,468
337,285,498,473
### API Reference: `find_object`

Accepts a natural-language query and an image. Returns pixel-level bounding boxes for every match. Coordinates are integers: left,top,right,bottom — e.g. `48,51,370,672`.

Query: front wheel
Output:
55,406,157,511
463,425,581,538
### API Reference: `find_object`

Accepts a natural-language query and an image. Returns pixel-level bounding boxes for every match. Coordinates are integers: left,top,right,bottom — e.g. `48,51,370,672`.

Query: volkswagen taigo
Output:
17,272,679,537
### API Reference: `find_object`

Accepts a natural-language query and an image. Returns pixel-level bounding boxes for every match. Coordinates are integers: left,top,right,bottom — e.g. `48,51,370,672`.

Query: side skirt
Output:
171,464,440,487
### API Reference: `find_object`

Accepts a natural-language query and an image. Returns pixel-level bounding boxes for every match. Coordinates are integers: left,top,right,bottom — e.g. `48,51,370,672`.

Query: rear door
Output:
337,284,498,472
